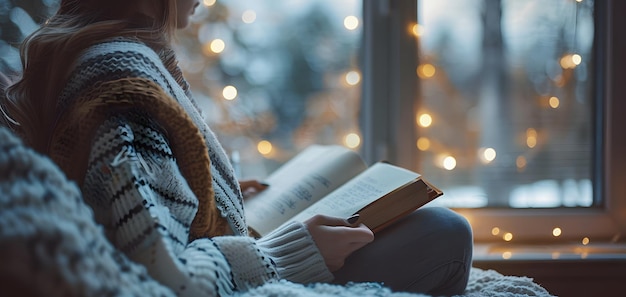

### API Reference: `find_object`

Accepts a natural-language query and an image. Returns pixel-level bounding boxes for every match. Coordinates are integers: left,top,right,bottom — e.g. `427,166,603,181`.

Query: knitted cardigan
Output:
44,39,333,296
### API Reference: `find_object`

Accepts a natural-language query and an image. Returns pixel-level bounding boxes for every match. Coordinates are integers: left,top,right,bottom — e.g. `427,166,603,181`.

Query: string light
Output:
552,227,562,237
417,137,431,151
345,70,361,86
210,39,226,54
549,96,560,108
344,133,361,148
343,16,359,30
503,232,513,241
257,140,273,155
417,63,436,79
443,156,457,170
202,0,216,7
418,113,433,127
411,23,424,37
516,156,527,171
502,252,512,260
582,237,590,245
526,128,537,148
223,85,238,100
480,147,497,164
242,10,257,24
491,227,500,236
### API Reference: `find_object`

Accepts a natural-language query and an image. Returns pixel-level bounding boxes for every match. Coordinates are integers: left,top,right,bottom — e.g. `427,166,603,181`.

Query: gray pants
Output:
333,207,473,296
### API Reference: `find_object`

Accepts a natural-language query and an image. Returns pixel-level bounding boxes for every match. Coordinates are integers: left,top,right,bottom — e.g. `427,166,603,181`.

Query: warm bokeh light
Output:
417,137,431,151
491,227,500,236
549,96,560,108
443,156,457,171
203,0,216,6
572,54,582,65
222,85,238,100
343,15,359,30
502,252,512,260
242,10,257,24
560,53,581,69
552,227,562,237
526,128,537,148
480,147,497,163
582,237,590,245
418,113,433,127
411,23,424,37
345,70,361,86
552,252,561,259
516,156,527,171
344,133,361,149
503,232,513,241
417,63,436,79
257,140,273,155
210,39,226,54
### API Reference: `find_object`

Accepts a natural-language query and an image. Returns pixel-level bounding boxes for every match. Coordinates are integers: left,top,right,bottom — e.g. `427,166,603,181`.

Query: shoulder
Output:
75,38,169,82
59,39,174,107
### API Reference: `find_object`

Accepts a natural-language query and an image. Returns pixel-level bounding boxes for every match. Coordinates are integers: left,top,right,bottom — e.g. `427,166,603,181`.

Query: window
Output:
176,0,364,177
362,0,626,244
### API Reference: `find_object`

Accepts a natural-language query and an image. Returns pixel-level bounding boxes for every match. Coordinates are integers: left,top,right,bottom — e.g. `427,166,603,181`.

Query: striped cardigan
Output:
47,39,333,296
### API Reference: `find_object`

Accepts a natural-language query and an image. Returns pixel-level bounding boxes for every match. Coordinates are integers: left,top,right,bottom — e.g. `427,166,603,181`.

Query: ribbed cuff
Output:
256,221,334,284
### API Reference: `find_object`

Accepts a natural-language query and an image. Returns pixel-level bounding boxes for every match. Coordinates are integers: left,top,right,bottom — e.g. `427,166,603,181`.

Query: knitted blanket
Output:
237,268,555,297
0,126,553,297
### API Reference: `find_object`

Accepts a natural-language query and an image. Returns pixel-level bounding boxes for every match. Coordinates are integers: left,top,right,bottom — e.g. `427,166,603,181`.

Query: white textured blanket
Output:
237,268,555,297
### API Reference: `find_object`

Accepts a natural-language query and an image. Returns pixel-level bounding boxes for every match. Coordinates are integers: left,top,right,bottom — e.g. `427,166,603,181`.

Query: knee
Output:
418,207,473,250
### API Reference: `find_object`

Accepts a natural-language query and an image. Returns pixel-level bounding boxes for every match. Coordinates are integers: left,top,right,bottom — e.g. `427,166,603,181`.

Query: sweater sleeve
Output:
81,113,332,296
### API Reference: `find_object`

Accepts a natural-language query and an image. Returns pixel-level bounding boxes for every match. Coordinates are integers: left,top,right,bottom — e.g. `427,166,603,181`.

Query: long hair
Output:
2,0,179,153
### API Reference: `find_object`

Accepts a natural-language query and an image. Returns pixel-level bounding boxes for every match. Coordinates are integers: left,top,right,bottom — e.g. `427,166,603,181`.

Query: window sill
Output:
473,242,626,261
473,243,626,297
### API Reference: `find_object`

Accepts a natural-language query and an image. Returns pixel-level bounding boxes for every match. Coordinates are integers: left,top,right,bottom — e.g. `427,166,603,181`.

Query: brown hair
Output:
2,0,179,152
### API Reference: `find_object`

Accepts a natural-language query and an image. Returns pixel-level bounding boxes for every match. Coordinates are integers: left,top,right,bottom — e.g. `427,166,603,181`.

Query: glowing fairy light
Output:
242,10,257,24
222,85,238,100
549,96,560,108
203,0,216,6
411,23,424,37
210,39,226,54
344,15,359,30
443,156,457,170
480,147,497,164
417,64,436,79
345,71,361,86
344,133,361,149
417,137,431,151
418,113,433,127
257,140,273,155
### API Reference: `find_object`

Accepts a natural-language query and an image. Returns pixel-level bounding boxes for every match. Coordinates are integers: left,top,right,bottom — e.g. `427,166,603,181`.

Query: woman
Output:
2,0,473,296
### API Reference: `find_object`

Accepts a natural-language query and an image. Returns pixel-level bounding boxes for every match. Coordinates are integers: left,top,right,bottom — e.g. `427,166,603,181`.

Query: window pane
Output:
417,0,595,208
175,0,363,178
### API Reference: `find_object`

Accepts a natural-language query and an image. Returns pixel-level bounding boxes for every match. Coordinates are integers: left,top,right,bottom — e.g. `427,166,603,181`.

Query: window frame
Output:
360,0,626,243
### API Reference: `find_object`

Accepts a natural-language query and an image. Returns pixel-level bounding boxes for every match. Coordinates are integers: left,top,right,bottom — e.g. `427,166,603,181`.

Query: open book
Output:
244,145,443,237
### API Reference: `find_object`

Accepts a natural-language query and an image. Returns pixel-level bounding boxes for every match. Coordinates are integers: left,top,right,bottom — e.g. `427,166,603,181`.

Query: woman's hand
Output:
304,214,374,272
239,179,269,199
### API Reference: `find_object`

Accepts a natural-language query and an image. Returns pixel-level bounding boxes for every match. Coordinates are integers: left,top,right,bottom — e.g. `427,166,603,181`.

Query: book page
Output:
287,162,421,224
244,145,367,236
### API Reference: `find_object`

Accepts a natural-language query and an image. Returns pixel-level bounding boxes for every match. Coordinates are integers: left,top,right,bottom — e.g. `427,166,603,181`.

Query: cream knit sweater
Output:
49,39,332,296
